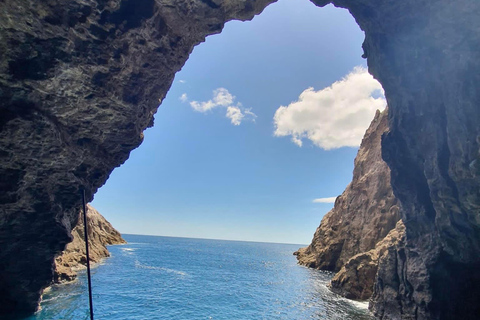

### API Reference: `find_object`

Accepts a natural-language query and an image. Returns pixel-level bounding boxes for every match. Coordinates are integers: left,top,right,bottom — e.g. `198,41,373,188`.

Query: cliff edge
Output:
54,204,126,283
295,108,401,300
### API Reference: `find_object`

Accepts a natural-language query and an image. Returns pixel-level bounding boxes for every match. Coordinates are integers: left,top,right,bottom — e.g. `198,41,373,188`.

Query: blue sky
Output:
92,0,385,245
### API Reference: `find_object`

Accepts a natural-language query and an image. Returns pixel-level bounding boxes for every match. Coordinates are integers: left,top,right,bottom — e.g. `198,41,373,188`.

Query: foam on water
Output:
134,259,188,277
349,300,370,310
27,235,375,320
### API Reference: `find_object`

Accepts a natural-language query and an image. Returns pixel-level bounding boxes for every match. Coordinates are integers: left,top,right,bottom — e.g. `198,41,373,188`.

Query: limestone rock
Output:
53,204,126,283
296,109,401,278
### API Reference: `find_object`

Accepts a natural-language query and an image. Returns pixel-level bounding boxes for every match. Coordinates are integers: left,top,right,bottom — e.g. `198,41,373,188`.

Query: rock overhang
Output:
0,0,479,319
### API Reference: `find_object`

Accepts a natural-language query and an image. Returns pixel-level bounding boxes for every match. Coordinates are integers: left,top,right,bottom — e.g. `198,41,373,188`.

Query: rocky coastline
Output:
295,108,402,300
0,0,479,319
53,204,126,283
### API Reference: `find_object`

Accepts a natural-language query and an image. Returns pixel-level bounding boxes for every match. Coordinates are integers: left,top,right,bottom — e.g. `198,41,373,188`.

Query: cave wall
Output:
0,0,479,319
311,0,480,319
0,0,276,317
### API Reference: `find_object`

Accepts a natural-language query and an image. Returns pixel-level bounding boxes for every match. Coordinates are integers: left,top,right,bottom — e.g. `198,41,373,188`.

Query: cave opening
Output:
2,0,479,319
48,1,388,316
91,0,383,246
2,0,385,319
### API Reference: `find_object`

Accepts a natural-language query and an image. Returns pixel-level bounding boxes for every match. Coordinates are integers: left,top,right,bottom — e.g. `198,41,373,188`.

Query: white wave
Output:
134,260,188,276
349,299,370,310
121,248,136,255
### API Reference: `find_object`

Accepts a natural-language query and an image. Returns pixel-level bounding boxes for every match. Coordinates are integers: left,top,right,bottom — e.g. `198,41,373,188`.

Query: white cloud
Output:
244,108,258,123
312,197,337,203
273,66,386,150
184,88,256,125
212,88,235,107
226,106,245,125
190,99,216,112
179,93,188,102
178,80,186,84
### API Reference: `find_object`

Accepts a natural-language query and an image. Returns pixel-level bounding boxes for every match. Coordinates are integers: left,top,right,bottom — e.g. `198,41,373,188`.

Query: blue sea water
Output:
28,235,374,320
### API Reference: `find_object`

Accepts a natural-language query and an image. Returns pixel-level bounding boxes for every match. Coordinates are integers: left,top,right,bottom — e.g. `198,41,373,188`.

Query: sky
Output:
92,0,386,245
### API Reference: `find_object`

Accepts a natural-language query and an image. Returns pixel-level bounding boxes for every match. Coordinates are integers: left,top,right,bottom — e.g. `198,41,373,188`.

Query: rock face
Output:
0,0,479,319
329,1,480,319
295,108,401,299
329,220,405,300
0,0,275,317
54,204,126,283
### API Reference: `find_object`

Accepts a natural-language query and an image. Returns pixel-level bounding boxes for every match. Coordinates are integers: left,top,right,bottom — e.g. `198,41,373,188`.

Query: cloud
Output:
211,88,235,107
226,106,244,125
273,66,386,150
183,88,256,125
189,88,234,112
244,108,258,123
178,80,186,84
312,197,337,203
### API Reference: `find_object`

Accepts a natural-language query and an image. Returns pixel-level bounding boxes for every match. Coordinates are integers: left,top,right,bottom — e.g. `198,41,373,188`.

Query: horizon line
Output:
120,232,308,247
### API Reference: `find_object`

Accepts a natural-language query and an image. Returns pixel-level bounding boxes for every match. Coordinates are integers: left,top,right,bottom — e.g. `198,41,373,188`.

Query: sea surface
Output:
28,234,374,320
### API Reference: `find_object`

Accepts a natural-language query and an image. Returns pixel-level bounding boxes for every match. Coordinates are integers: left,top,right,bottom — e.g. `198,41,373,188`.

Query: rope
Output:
82,189,94,320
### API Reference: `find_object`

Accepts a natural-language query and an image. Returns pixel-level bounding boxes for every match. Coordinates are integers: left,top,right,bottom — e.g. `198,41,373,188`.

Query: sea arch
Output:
0,0,479,319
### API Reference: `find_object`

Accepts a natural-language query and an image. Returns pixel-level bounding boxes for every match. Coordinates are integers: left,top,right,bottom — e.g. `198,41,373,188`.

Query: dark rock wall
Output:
0,0,479,319
0,0,276,317
311,0,480,319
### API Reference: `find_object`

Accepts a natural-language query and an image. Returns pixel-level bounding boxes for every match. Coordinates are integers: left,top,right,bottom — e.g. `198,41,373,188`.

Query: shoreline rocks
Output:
54,204,126,283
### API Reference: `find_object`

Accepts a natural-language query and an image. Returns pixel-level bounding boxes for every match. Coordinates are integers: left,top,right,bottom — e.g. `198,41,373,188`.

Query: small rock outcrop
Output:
296,108,401,300
54,204,126,283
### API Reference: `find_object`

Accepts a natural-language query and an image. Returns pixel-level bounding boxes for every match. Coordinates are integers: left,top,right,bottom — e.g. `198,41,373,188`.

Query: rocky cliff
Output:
0,1,275,317
296,108,401,300
329,219,405,300
54,204,126,283
0,0,479,319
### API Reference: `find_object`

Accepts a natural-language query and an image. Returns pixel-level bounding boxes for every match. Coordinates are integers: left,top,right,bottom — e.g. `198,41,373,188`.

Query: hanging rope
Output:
82,189,94,320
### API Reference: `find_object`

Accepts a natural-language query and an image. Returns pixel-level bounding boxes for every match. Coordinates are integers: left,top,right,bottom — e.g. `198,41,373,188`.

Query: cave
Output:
0,0,479,319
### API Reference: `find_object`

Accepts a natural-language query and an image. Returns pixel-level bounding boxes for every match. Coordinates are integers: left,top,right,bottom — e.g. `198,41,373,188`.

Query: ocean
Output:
28,234,374,320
